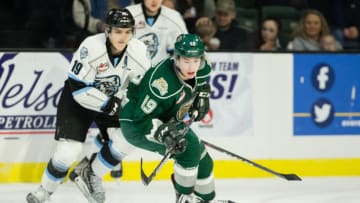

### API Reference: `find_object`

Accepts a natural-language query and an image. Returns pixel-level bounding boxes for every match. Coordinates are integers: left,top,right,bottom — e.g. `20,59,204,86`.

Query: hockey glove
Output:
101,96,121,116
190,84,210,121
154,121,188,155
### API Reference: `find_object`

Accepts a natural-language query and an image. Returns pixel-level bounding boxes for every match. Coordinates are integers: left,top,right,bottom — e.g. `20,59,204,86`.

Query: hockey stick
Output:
140,148,174,186
140,113,197,186
201,140,302,181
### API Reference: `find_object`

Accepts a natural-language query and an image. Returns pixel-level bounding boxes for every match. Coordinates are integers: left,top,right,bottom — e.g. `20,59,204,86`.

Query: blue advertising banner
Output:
293,53,360,135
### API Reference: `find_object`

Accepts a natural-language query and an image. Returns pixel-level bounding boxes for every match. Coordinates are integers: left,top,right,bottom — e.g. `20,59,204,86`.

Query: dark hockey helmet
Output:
105,8,135,32
174,34,205,58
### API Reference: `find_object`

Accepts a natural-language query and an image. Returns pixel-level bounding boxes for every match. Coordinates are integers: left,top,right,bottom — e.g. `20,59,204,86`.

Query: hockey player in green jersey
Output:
120,34,216,202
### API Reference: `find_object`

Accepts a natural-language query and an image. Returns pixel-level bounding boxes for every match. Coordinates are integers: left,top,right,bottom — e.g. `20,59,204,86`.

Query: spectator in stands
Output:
308,0,360,50
72,0,122,34
255,17,283,51
287,9,332,51
71,0,127,48
255,0,308,10
195,18,220,51
176,0,216,33
162,0,175,9
320,34,343,51
196,0,253,51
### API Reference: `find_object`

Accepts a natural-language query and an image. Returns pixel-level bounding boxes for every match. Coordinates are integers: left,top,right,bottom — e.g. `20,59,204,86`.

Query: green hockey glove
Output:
154,121,188,154
190,84,210,121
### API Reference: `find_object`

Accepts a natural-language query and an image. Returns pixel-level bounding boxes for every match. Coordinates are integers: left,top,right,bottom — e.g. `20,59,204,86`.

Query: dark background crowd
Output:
0,0,359,51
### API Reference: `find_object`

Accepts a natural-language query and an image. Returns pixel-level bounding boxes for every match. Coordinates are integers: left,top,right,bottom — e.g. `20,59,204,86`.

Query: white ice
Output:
1,177,360,203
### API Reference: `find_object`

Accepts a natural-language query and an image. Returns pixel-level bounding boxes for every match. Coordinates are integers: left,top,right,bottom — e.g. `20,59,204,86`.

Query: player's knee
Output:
198,152,214,178
52,139,83,169
174,131,203,167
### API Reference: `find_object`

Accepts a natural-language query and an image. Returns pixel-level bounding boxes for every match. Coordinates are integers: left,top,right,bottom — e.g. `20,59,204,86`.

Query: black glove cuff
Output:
101,97,121,115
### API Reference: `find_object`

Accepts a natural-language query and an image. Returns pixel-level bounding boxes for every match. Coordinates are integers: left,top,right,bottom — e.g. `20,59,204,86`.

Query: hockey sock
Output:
41,159,68,192
91,143,121,177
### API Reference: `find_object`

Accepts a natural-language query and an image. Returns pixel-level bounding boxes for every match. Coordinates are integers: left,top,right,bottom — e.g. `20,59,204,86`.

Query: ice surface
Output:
1,177,359,203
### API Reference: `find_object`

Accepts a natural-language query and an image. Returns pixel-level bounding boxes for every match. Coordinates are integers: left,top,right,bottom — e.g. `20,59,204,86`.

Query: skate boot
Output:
176,193,195,203
74,162,105,203
110,160,123,179
69,157,90,182
26,186,52,203
172,174,236,203
177,194,237,203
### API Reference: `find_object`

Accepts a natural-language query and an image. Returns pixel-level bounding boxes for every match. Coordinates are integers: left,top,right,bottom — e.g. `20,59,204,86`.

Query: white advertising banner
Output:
192,53,253,137
0,52,69,135
0,52,253,162
0,52,70,162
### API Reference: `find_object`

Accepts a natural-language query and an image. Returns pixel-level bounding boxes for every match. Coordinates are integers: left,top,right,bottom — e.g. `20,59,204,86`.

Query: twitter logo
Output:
311,98,334,127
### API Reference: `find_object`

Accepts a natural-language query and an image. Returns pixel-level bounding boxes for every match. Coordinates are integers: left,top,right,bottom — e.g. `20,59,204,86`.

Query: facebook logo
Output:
317,66,329,90
311,64,334,92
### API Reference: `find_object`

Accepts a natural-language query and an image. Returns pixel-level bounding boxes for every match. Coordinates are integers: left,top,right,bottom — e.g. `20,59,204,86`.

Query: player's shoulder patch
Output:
151,77,168,96
148,59,183,99
78,34,107,59
80,46,88,59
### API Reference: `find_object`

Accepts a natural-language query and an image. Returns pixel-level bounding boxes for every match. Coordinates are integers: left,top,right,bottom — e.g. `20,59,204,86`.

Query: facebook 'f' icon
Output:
312,64,334,92
317,66,329,90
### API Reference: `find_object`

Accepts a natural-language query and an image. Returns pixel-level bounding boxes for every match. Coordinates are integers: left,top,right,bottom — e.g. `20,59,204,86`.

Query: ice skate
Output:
176,193,194,203
110,161,123,179
177,193,237,203
74,162,105,203
69,157,90,182
26,186,52,203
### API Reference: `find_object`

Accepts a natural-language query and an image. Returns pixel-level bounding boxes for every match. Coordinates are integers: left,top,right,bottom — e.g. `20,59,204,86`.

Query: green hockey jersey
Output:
120,57,211,135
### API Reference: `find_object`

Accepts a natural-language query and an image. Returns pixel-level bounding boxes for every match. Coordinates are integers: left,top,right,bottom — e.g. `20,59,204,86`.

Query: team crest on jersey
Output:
96,62,109,73
94,75,121,96
139,33,159,59
176,90,186,104
151,77,168,96
80,47,88,59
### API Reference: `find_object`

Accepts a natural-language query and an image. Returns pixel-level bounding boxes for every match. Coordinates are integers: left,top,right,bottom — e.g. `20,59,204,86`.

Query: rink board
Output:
1,158,360,182
1,52,360,183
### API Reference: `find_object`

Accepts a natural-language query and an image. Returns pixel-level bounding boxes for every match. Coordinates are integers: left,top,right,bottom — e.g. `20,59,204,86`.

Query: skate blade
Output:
74,176,98,203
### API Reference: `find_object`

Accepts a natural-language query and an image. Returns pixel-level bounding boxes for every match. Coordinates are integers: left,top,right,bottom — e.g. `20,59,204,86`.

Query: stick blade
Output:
283,173,302,181
140,158,150,186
